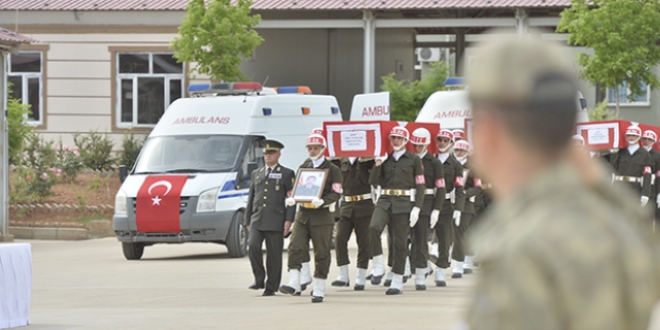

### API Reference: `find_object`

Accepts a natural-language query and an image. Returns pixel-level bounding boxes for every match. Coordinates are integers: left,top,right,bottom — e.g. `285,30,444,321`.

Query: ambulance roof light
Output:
187,82,263,95
444,77,465,86
275,86,312,94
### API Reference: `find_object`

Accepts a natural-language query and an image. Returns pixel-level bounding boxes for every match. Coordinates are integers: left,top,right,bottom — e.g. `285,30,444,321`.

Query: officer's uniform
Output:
244,140,296,294
330,157,375,289
452,159,481,274
610,146,653,199
369,150,425,281
435,153,466,270
410,152,445,273
287,158,342,280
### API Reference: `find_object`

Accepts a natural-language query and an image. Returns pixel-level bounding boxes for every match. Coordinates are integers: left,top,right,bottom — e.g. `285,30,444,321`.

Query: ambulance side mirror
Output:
246,162,258,179
119,165,128,184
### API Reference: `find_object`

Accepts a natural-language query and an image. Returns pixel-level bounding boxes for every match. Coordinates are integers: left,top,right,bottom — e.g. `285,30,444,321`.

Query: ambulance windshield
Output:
133,135,244,174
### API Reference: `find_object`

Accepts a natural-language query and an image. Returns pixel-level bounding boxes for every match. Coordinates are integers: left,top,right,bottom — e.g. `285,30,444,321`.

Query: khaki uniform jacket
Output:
295,158,342,226
369,151,425,213
440,153,466,213
460,160,482,215
610,146,653,197
244,164,296,231
467,161,660,330
331,158,375,219
420,152,446,216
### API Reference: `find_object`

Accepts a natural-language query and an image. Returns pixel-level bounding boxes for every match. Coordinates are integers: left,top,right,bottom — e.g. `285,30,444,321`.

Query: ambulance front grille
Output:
130,197,191,215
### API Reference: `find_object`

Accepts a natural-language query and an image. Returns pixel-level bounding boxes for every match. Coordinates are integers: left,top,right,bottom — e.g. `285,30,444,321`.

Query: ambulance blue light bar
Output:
444,77,465,86
187,82,263,94
275,86,312,94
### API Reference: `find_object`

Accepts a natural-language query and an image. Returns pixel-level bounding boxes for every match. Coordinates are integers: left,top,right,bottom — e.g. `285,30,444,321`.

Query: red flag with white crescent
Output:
136,175,188,233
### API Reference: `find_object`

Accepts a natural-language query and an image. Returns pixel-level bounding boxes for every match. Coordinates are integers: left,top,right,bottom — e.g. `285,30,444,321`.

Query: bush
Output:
74,130,117,171
53,138,84,183
11,161,58,205
21,132,56,169
7,97,33,164
381,62,451,121
588,100,618,121
120,131,146,170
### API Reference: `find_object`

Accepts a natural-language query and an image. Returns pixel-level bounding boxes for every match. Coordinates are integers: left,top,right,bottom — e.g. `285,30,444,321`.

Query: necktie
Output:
266,167,272,177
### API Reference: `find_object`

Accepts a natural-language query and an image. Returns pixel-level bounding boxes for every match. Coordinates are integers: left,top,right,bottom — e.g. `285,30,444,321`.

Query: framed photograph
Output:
291,168,329,202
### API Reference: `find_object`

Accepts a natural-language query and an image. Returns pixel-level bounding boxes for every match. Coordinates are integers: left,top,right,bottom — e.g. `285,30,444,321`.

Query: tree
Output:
558,0,660,116
171,0,263,82
381,63,451,121
7,84,34,164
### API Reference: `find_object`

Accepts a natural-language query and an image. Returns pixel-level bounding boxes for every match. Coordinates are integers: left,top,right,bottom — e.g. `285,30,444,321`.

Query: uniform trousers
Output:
410,214,431,269
335,213,371,269
434,200,454,269
452,212,474,262
287,208,333,279
370,205,410,275
248,228,284,291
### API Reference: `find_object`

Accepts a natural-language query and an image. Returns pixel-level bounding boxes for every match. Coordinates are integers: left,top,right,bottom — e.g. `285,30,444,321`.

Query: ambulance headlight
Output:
115,190,128,216
197,187,219,213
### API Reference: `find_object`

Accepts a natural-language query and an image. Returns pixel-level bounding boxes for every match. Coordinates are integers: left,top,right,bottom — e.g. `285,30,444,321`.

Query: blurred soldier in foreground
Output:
642,130,660,230
465,33,660,329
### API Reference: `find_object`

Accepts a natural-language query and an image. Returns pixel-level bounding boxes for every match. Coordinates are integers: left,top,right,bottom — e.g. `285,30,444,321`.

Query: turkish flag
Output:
136,175,188,233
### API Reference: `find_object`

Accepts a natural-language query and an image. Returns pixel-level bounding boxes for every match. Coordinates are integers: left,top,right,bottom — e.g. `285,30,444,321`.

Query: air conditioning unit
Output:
417,47,441,62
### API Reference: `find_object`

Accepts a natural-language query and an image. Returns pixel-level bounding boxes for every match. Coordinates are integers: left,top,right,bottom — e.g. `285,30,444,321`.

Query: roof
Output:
0,27,35,44
0,0,570,11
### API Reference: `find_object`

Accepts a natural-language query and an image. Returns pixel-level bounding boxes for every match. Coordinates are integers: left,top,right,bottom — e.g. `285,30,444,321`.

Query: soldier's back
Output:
468,162,660,330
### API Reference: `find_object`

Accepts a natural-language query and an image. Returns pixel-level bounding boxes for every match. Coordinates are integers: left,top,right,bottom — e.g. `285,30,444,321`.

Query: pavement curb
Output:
9,220,115,240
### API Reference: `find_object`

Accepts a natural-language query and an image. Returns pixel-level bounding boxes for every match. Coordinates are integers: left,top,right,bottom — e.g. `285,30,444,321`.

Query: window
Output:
116,53,184,127
607,80,650,106
7,51,43,124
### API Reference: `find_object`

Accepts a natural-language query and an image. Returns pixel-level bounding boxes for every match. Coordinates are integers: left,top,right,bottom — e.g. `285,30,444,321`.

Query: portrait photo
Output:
291,168,329,202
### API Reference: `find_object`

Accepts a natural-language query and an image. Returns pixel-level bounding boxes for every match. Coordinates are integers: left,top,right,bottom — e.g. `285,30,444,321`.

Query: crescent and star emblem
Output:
148,180,173,206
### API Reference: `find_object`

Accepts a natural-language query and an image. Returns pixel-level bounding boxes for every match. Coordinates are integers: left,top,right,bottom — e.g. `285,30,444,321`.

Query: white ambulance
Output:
113,82,341,260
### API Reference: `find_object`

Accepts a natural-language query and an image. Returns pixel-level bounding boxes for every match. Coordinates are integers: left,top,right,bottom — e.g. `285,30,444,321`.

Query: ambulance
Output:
113,82,341,260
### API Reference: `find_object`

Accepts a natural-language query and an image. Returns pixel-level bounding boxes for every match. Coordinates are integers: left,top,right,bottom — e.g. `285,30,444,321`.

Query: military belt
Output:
381,189,413,196
343,194,372,202
613,175,643,183
299,203,330,209
482,183,494,190
424,189,436,196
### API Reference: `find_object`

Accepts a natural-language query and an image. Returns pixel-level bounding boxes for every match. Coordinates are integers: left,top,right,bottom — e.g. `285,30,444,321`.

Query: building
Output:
1,0,657,148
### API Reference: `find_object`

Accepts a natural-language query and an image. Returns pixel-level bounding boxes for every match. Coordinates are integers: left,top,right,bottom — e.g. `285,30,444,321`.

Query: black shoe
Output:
249,282,264,290
311,296,324,303
279,285,296,295
366,274,373,280
435,280,447,287
301,281,311,291
425,269,434,278
370,274,383,285
429,254,439,263
383,279,392,287
262,289,275,296
464,268,473,274
354,284,365,291
415,284,426,291
294,292,301,296
473,261,480,267
385,288,402,295
403,276,409,284
331,280,349,287
452,273,462,279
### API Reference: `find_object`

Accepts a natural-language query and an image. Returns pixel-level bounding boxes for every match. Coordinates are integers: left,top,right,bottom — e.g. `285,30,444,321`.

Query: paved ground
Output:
21,237,474,330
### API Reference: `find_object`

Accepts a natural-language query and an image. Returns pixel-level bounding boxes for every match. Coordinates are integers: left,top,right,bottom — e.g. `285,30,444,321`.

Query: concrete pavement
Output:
23,237,474,330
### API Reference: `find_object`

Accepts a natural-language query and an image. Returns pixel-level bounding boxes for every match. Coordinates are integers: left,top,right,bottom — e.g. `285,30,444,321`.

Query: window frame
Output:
112,48,186,130
7,50,44,126
606,80,651,107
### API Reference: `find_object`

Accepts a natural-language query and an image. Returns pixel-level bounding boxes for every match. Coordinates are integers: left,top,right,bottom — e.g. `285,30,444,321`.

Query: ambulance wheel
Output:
227,211,248,258
122,242,144,260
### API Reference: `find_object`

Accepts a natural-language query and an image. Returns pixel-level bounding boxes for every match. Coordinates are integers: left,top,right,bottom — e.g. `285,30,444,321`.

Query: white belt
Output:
424,189,436,196
613,175,643,183
299,203,330,209
343,193,372,202
380,188,416,202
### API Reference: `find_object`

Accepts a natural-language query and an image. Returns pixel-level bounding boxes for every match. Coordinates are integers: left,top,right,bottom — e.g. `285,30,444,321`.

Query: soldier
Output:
409,128,445,290
610,126,653,207
279,134,342,303
330,156,375,291
464,33,660,329
450,140,481,278
244,140,296,296
642,130,660,228
432,129,466,286
368,126,425,295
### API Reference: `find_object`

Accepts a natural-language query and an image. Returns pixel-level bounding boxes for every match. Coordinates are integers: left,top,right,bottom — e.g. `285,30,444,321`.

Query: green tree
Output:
381,63,451,121
171,0,263,82
587,100,618,121
7,90,34,164
558,0,660,116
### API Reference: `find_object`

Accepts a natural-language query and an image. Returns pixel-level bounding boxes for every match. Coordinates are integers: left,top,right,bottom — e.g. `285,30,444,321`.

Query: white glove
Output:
409,206,420,227
430,209,440,229
375,154,388,166
285,197,296,206
656,194,660,208
453,210,462,227
641,196,649,207
311,197,324,208
609,148,619,154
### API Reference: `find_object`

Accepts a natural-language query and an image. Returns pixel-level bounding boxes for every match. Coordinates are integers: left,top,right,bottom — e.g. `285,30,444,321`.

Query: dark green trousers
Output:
335,213,371,269
410,214,431,269
434,201,454,269
287,209,333,279
370,206,410,275
248,228,284,292
452,212,474,262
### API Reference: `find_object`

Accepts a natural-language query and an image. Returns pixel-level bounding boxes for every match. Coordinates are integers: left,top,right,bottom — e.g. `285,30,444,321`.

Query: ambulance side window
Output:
236,136,264,189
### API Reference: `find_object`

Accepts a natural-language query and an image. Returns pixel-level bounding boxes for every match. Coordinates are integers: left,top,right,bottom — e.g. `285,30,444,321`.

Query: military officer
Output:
610,126,653,207
642,130,660,227
368,126,425,295
330,156,375,291
409,128,445,290
244,140,296,296
464,33,660,330
450,140,481,278
279,134,342,303
433,129,466,286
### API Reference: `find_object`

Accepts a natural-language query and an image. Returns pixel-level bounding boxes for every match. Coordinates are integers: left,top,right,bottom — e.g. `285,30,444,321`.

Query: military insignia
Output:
454,176,464,187
644,166,652,175
474,178,482,187
415,174,425,185
277,167,281,171
269,173,282,179
435,178,446,189
276,185,280,191
332,183,343,194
